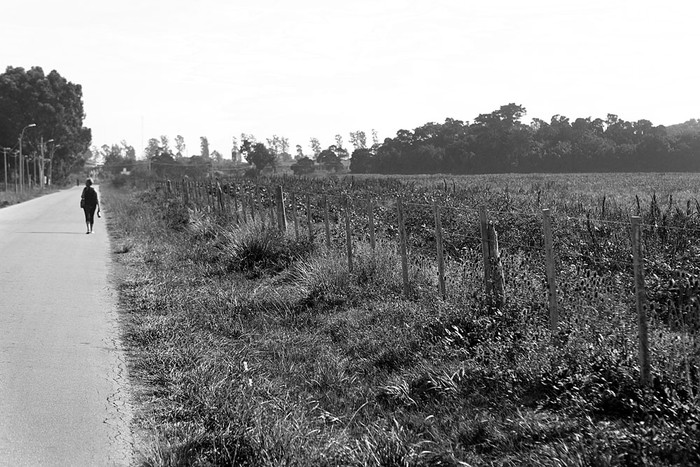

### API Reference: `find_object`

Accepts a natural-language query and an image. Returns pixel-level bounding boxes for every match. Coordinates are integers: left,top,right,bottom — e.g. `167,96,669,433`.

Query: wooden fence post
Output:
217,183,225,213
631,216,651,386
343,196,353,272
204,181,209,211
488,222,505,308
241,191,248,223
368,198,376,249
233,190,240,223
183,179,190,205
479,206,493,297
542,209,559,331
306,193,313,241
276,185,287,232
397,197,410,297
291,192,299,240
434,202,446,299
255,184,261,221
323,195,331,248
269,191,277,228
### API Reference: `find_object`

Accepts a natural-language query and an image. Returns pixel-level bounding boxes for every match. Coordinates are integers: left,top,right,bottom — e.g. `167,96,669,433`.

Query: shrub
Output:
110,173,129,188
223,221,314,278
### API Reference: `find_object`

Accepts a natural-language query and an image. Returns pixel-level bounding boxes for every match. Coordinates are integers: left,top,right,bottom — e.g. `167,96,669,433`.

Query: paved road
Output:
0,186,135,466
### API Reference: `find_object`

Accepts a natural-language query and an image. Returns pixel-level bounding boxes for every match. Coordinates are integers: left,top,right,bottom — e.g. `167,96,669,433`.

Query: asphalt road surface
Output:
0,186,135,466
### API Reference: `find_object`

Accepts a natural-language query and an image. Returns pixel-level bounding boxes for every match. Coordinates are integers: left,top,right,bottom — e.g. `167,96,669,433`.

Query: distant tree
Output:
470,103,531,171
309,137,322,158
317,147,343,172
666,119,700,137
239,139,253,162
174,135,186,158
349,148,374,173
211,150,223,163
295,144,305,160
160,135,170,153
317,148,336,164
349,130,367,150
334,134,344,149
151,150,176,178
200,136,210,158
333,134,350,159
328,144,349,160
101,144,129,175
267,135,292,161
240,133,256,145
371,129,380,147
121,140,136,160
245,142,275,171
145,138,160,159
290,156,315,175
231,136,239,162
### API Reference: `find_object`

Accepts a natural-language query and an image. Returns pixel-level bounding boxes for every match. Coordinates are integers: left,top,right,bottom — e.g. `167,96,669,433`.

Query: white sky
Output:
2,0,699,158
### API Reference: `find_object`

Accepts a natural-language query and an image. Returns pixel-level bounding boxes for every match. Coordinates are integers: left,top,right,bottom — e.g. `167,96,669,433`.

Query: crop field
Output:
107,172,699,466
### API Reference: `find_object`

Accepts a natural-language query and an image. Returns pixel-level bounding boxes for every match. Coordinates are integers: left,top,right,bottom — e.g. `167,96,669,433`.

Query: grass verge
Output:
102,182,700,466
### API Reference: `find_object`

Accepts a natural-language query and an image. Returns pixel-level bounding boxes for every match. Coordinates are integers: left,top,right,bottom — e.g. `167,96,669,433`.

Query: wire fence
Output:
155,177,700,392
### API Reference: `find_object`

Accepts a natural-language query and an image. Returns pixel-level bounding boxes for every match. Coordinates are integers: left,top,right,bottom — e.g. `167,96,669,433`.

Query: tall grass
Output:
0,186,60,207
102,176,700,467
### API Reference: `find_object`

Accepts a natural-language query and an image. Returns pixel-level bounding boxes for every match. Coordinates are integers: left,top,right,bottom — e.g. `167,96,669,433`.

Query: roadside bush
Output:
223,221,314,278
110,173,129,188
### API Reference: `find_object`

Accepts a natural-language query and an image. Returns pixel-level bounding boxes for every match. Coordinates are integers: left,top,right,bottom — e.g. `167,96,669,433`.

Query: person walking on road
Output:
80,178,100,234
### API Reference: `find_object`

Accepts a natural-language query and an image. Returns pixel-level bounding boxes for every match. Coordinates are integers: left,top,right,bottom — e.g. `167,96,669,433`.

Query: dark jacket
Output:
82,186,98,209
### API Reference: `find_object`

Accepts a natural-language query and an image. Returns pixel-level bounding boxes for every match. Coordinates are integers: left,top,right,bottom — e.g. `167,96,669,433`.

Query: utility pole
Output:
40,138,53,189
39,137,43,189
18,123,36,193
48,144,59,186
46,140,57,186
2,147,10,191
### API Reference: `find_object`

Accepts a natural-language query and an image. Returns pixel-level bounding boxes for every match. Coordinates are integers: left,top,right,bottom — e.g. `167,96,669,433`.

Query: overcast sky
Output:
2,0,699,158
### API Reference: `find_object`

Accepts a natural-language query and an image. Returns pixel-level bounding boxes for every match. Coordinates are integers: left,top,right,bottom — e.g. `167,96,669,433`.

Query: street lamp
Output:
18,123,36,193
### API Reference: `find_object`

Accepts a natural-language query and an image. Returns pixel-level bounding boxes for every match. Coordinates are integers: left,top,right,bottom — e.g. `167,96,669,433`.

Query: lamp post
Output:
2,147,11,191
18,123,36,193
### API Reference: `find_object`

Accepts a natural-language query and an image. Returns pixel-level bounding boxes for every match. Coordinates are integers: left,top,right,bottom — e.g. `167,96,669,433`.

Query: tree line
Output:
6,65,698,183
101,104,700,180
350,104,700,174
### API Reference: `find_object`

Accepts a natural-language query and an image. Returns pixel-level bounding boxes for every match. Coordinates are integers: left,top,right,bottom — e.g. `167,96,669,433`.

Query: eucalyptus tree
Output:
0,66,91,182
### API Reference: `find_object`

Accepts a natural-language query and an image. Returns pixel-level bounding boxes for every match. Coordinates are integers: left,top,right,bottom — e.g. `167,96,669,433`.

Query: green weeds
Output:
102,177,700,466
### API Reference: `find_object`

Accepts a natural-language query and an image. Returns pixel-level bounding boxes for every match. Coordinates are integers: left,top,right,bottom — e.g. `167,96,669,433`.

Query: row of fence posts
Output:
161,179,651,387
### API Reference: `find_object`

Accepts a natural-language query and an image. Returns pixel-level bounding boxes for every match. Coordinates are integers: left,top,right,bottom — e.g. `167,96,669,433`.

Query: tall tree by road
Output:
0,66,91,183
